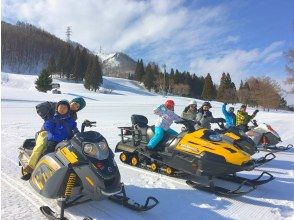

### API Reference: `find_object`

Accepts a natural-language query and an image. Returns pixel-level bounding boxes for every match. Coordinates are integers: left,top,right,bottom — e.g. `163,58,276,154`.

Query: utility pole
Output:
162,64,166,97
66,26,72,42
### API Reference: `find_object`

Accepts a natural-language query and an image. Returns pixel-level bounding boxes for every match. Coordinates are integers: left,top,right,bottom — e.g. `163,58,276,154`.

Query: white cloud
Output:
2,0,189,53
189,41,285,84
226,35,240,43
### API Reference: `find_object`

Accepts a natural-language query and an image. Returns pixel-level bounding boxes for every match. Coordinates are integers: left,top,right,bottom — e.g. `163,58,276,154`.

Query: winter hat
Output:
56,100,70,112
70,97,86,111
202,101,212,108
189,100,197,106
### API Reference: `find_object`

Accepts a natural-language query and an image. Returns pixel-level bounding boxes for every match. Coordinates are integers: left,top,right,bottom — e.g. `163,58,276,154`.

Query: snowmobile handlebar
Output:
81,120,96,133
176,118,196,132
211,118,226,130
251,120,258,127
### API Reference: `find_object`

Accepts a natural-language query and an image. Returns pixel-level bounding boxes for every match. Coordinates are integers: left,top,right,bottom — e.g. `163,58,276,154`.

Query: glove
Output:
253,109,259,114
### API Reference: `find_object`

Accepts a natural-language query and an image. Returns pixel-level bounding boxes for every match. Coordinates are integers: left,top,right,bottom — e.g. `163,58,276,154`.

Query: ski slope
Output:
1,72,294,220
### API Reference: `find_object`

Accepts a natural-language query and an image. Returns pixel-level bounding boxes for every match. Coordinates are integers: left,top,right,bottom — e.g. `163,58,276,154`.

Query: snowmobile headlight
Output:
83,143,98,156
209,134,222,142
83,141,110,160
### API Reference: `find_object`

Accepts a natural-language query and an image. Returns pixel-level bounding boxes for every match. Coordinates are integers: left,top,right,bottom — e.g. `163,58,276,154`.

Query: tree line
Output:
133,59,289,110
36,44,103,92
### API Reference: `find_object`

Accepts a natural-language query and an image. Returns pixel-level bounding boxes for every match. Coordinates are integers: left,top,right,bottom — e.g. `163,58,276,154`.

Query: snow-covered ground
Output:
1,72,294,220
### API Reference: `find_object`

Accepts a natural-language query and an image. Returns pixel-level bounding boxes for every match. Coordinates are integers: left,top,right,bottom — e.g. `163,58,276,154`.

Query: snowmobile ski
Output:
40,206,92,220
218,171,274,186
108,185,159,211
251,152,276,168
186,179,255,197
40,206,69,220
262,144,293,152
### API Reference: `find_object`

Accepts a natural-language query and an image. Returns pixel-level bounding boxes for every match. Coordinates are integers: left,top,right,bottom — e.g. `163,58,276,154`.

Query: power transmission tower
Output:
66,26,72,42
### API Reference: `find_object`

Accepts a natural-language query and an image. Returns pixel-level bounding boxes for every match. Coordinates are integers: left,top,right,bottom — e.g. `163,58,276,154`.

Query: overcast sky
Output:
2,0,294,87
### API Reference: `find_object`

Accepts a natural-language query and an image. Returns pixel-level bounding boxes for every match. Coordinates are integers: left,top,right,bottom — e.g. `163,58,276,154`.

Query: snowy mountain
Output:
1,72,294,220
100,52,137,78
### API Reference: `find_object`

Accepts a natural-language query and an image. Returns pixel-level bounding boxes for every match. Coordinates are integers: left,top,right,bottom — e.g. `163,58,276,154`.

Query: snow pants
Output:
147,126,178,149
28,131,48,169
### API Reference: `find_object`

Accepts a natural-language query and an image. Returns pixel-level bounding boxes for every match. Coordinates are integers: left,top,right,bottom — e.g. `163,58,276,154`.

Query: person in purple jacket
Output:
147,100,182,150
43,100,78,153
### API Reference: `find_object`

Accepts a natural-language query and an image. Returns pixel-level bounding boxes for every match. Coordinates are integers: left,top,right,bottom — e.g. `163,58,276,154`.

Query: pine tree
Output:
35,68,52,92
80,48,89,80
201,73,216,100
139,59,145,81
134,60,141,81
73,47,83,82
63,44,75,78
143,63,155,91
174,69,180,84
47,56,57,74
57,46,67,77
84,56,103,91
217,72,227,101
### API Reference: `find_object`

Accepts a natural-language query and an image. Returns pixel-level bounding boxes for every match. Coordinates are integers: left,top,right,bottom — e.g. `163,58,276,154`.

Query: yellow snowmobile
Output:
19,120,158,220
115,115,275,197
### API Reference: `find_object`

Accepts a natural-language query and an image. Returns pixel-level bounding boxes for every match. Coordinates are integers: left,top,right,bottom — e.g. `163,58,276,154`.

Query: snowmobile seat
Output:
22,139,36,150
131,114,153,144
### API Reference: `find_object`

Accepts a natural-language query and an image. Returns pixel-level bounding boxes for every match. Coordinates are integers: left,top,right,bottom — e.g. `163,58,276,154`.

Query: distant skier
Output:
222,103,236,128
182,100,198,121
147,100,181,150
236,104,259,131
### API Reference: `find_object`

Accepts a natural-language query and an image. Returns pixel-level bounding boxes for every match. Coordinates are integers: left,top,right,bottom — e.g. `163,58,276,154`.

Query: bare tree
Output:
247,77,282,110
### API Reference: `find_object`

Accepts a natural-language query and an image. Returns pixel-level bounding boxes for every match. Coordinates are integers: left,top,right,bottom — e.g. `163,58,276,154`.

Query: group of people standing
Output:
147,99,259,150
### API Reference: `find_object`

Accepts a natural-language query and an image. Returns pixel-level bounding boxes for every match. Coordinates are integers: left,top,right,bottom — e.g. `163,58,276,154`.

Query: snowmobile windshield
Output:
83,141,110,160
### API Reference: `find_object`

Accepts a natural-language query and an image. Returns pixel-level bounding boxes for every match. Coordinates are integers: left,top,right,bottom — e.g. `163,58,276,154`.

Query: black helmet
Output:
202,101,212,108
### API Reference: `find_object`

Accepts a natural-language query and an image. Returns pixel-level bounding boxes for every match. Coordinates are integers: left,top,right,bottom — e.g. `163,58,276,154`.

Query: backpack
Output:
36,101,57,120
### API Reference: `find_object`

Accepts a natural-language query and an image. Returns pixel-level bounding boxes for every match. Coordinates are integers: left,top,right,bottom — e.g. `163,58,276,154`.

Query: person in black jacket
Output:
22,97,86,176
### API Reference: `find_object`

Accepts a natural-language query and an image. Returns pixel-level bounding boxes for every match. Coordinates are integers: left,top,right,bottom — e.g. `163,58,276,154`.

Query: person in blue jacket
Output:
222,103,236,128
43,100,78,153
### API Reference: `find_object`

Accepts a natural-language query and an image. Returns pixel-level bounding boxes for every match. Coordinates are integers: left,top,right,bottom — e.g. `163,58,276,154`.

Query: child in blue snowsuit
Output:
43,100,78,153
222,103,236,128
147,100,181,150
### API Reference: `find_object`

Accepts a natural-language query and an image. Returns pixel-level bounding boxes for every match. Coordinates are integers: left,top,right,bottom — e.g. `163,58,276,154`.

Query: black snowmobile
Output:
212,119,258,155
18,120,159,220
115,115,275,197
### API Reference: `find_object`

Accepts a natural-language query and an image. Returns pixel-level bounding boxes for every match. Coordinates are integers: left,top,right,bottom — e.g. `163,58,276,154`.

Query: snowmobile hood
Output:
175,128,251,166
73,131,104,143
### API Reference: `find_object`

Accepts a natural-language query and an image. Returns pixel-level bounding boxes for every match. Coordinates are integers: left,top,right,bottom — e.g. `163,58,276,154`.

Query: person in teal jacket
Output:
222,103,236,128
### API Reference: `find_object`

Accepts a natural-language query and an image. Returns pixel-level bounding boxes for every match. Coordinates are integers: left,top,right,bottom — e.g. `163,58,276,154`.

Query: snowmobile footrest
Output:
186,180,255,197
219,171,274,186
